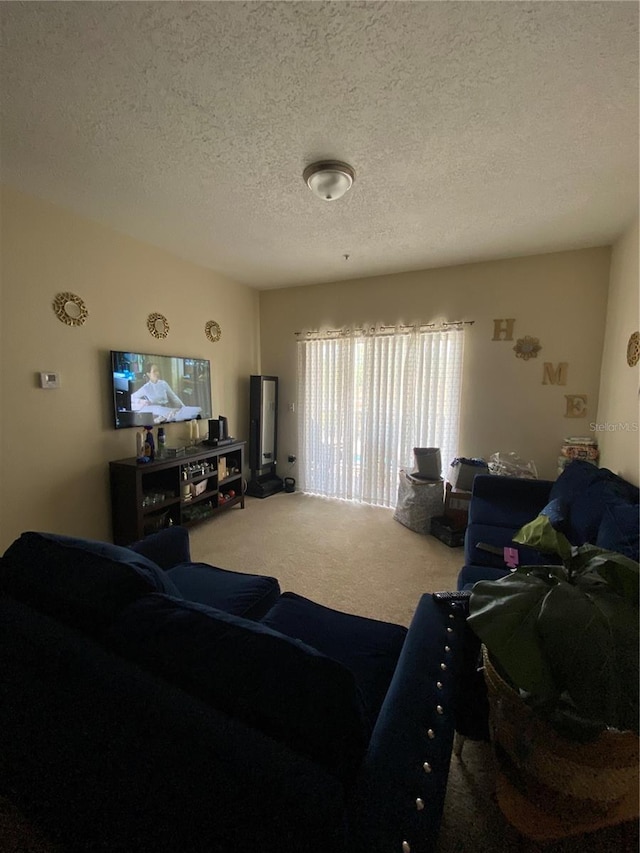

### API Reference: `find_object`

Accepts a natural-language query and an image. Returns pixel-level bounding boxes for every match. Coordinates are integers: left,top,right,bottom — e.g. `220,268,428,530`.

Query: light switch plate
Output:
40,372,60,389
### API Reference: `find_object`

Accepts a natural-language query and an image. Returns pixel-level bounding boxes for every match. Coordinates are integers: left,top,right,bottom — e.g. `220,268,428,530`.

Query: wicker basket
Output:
482,646,639,834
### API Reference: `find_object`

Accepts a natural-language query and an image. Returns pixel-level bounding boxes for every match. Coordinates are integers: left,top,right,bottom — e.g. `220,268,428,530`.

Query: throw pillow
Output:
549,460,605,505
0,531,181,634
166,562,280,619
539,497,568,532
128,525,191,570
596,503,640,562
260,591,408,731
569,479,633,544
108,593,369,780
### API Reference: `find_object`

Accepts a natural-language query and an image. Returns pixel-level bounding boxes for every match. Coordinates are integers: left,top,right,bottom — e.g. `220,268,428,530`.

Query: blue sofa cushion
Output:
260,592,407,730
468,475,552,528
549,459,604,504
107,593,369,779
539,497,568,531
0,531,180,634
596,503,640,561
166,562,280,620
549,461,638,545
129,526,191,569
567,479,635,544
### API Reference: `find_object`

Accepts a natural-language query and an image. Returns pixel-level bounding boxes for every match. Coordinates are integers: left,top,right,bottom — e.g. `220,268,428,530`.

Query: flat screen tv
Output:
110,350,212,429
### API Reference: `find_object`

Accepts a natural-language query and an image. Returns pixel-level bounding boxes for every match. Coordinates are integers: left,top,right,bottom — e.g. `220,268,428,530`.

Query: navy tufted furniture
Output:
0,526,466,853
458,460,639,590
452,460,640,756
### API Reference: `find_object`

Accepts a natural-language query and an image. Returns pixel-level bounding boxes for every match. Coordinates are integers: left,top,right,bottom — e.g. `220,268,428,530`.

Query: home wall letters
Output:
564,394,588,418
542,362,568,385
492,318,516,341
491,321,584,417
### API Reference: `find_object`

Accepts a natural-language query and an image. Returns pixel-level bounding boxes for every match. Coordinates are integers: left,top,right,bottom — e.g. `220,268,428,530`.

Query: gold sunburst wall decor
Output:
514,335,542,360
627,331,639,367
147,312,170,339
52,292,88,326
205,320,222,343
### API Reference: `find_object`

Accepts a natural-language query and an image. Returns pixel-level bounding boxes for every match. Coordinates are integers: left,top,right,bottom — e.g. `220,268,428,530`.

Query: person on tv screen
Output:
131,362,185,411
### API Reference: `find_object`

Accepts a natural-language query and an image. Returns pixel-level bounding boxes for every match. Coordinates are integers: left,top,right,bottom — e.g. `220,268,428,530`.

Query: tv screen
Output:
110,350,212,429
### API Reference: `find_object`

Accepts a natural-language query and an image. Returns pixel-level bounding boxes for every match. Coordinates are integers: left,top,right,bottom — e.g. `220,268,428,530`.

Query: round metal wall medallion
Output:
513,335,542,360
205,320,222,343
627,331,639,367
147,312,170,339
53,292,88,326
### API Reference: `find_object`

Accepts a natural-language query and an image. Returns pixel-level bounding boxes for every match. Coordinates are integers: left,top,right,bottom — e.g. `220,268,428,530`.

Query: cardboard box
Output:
191,479,208,498
448,460,489,491
443,482,472,527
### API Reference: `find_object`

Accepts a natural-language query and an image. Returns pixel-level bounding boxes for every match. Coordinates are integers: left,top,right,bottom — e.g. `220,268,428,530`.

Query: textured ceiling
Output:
1,1,638,289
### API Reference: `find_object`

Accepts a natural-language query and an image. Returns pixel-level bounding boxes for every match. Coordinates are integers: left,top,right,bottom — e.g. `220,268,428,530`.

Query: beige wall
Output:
0,186,260,550
259,248,611,483
0,184,624,552
596,217,640,485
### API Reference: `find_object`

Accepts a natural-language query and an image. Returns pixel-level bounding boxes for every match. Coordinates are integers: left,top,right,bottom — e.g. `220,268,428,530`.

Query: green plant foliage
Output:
512,513,572,561
468,515,639,741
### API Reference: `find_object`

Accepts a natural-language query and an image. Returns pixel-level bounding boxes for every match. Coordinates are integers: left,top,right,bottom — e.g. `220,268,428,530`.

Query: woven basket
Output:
482,646,639,828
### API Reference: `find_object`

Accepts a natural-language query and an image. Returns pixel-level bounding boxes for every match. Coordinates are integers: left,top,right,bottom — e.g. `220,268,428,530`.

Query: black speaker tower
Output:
246,375,284,497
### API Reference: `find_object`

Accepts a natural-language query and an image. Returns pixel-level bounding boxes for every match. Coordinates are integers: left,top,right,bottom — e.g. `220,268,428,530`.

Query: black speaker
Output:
218,415,229,440
208,419,221,442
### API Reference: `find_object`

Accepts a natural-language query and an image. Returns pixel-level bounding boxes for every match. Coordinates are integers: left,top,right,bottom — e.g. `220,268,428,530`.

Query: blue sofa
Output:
458,460,639,589
0,526,467,853
450,460,640,748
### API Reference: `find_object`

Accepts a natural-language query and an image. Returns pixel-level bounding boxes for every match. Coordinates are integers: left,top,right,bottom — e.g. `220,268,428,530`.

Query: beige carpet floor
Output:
191,492,639,853
191,491,463,626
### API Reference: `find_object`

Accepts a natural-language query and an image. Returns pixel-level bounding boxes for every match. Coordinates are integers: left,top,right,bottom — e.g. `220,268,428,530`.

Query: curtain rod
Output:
294,320,474,337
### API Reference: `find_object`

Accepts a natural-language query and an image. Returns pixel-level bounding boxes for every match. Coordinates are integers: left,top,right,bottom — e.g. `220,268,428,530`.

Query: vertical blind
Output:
296,326,465,507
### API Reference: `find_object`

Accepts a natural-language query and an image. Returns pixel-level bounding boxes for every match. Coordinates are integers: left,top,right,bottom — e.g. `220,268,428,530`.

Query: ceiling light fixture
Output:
303,161,355,201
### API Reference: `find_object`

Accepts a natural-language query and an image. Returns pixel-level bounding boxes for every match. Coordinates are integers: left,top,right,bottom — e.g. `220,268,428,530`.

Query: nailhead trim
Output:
412,598,456,853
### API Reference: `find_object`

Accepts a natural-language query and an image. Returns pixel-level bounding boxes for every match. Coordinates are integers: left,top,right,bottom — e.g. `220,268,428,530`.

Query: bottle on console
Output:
157,427,166,458
144,426,155,461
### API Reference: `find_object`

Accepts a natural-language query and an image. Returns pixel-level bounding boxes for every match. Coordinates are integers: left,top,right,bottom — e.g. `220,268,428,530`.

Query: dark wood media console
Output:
110,441,245,545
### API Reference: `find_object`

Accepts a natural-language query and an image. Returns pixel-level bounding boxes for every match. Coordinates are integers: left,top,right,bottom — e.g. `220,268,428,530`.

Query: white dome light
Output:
303,161,355,201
